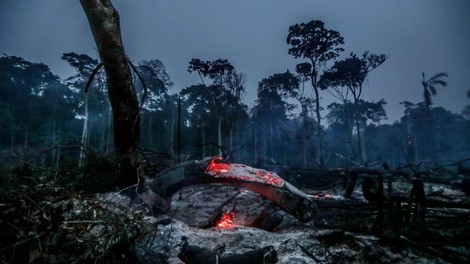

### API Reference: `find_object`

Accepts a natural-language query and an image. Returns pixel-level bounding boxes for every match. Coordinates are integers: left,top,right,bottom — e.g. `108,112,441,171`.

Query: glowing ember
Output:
205,157,285,188
206,158,230,174
255,171,284,187
312,193,332,199
216,211,236,228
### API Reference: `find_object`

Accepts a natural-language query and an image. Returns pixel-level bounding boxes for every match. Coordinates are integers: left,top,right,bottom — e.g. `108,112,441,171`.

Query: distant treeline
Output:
1,52,469,170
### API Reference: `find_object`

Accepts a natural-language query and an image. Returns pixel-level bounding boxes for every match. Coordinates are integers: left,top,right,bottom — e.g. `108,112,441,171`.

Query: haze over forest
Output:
0,0,469,169
1,0,469,122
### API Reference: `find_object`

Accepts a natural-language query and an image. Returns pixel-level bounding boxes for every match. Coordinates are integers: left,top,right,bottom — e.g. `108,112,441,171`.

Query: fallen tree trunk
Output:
146,157,317,222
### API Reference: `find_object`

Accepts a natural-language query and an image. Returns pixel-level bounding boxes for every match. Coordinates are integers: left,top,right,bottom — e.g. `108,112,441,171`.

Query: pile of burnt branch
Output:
289,159,470,264
0,179,155,263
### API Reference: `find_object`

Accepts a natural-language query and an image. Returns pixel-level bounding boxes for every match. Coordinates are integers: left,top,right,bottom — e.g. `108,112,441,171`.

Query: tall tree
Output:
421,72,448,165
462,90,470,119
320,52,387,163
326,100,387,163
253,71,298,162
0,54,72,151
180,85,215,156
187,58,246,155
62,52,102,165
286,20,344,167
80,0,144,188
135,59,173,151
422,72,448,108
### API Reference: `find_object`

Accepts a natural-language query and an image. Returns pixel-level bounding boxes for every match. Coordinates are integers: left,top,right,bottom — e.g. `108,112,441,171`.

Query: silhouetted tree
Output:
421,72,448,165
463,90,470,119
187,58,246,155
326,100,387,163
253,71,298,162
62,52,104,164
181,84,216,157
0,54,73,152
320,52,387,163
287,20,344,167
135,59,173,151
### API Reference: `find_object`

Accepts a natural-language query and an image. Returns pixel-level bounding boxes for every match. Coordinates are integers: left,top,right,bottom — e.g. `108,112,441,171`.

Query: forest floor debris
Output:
1,168,469,263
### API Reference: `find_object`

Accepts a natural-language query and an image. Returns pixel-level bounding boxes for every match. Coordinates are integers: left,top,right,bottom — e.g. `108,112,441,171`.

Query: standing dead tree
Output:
80,0,144,188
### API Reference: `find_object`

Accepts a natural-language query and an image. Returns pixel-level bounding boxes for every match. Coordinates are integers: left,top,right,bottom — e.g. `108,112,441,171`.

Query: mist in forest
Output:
0,0,469,169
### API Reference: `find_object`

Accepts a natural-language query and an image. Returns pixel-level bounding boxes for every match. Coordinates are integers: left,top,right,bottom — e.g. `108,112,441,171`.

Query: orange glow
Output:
312,193,332,199
206,159,230,174
205,157,285,188
216,211,236,228
255,171,284,187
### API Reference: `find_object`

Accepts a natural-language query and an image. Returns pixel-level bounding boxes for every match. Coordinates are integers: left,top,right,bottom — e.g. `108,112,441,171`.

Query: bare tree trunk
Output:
80,0,144,188
147,113,153,148
52,116,57,162
310,65,325,167
230,119,234,152
201,124,206,157
169,119,175,156
217,117,223,156
355,119,366,164
254,124,258,162
262,124,267,158
177,95,182,162
269,121,273,158
79,93,89,168
426,106,438,166
105,105,112,155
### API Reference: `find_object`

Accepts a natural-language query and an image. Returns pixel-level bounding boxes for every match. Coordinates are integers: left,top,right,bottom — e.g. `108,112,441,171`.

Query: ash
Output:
122,185,450,263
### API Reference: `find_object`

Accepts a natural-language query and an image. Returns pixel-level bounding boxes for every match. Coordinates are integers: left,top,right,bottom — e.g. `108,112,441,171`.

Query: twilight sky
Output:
1,0,469,123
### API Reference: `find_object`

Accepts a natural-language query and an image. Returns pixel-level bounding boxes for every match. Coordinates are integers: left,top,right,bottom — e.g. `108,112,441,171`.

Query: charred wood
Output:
199,191,240,228
178,238,278,264
146,157,317,222
247,204,284,231
463,178,470,196
362,177,470,209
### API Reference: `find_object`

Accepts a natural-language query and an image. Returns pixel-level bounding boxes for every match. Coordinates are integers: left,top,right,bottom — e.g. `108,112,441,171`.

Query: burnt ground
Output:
112,181,469,264
1,172,469,263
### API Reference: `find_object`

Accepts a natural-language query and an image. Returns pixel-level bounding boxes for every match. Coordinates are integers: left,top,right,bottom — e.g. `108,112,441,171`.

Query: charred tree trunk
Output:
80,0,144,188
343,171,358,198
373,175,384,233
217,117,223,156
410,178,426,230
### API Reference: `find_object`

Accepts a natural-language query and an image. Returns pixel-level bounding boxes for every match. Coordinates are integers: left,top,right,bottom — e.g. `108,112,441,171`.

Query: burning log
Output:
146,157,316,223
199,191,240,228
178,238,278,264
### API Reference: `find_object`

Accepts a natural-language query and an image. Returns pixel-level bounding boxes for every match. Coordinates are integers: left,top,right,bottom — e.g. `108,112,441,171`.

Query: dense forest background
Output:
1,48,469,176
